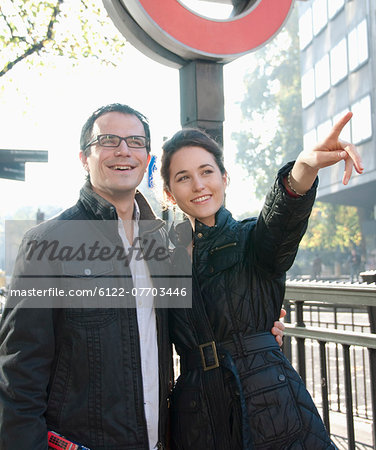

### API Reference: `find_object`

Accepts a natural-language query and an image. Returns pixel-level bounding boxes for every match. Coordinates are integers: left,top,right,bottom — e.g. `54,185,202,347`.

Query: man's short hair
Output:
80,103,151,155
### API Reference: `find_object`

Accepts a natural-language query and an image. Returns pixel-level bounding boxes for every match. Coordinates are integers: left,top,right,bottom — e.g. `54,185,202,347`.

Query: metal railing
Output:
283,280,376,450
1,280,375,448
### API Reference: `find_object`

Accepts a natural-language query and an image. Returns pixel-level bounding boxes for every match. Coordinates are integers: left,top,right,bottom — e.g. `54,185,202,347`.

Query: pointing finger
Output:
329,112,353,141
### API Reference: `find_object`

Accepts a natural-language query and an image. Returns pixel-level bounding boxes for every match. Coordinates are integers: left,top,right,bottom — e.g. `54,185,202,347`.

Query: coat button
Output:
197,232,203,238
84,268,91,275
190,400,197,408
278,374,286,382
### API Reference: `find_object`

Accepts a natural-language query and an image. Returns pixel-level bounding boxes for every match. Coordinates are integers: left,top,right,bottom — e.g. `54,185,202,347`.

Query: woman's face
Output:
167,146,227,227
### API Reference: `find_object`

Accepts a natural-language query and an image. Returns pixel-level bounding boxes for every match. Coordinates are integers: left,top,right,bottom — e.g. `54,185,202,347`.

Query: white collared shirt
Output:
118,201,159,450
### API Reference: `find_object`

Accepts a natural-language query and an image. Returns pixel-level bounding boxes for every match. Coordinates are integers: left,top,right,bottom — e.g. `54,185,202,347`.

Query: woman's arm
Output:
253,112,363,277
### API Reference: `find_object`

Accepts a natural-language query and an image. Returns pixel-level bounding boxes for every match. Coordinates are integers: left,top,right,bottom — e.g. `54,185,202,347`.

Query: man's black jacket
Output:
0,183,172,450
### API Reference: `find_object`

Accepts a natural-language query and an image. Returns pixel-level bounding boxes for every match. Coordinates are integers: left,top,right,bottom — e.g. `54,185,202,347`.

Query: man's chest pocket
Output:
60,260,129,308
62,260,114,278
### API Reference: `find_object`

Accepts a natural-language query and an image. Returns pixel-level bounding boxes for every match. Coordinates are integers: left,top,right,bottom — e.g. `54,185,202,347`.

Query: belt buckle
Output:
199,341,219,371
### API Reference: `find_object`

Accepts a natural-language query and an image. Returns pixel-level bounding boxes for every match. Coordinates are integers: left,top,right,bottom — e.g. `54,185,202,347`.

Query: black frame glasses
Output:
85,134,149,149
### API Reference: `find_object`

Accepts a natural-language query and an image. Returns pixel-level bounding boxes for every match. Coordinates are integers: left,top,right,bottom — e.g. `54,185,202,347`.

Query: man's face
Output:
80,112,150,203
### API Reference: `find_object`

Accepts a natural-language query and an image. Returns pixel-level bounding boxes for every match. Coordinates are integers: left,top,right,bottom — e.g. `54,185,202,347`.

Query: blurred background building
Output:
297,0,376,254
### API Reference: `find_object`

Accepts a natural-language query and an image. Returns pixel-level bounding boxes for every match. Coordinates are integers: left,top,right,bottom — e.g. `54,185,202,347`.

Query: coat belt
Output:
181,332,280,373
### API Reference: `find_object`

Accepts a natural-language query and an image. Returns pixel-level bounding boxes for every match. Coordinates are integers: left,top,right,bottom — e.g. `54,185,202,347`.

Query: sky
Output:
0,1,265,220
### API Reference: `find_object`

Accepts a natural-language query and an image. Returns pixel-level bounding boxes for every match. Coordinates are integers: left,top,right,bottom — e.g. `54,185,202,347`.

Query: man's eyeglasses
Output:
85,134,149,149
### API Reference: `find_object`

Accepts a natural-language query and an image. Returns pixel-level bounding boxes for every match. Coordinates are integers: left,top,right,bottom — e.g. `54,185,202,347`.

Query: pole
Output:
179,60,224,145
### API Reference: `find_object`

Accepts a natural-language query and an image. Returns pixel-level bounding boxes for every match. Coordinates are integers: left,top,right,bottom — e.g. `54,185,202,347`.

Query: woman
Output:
161,112,363,449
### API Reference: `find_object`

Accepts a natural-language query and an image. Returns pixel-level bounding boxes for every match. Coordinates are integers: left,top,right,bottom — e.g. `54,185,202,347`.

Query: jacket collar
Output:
79,181,165,233
79,181,117,220
171,206,233,245
193,206,232,240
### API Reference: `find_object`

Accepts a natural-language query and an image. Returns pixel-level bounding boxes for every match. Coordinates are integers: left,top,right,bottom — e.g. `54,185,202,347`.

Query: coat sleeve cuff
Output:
277,161,318,202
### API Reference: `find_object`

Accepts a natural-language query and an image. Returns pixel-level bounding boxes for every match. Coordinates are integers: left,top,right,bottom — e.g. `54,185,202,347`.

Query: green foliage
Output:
0,0,126,78
301,202,362,251
232,7,302,199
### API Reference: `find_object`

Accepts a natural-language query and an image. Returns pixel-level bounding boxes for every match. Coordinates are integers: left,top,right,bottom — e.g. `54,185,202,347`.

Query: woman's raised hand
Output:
290,112,364,195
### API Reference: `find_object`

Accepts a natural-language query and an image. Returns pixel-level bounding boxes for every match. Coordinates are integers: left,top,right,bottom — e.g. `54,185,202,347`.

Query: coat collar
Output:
79,181,165,233
193,206,233,240
171,206,233,246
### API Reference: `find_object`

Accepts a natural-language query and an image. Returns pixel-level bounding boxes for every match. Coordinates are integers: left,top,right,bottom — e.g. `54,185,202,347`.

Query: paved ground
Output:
289,308,374,449
323,410,373,449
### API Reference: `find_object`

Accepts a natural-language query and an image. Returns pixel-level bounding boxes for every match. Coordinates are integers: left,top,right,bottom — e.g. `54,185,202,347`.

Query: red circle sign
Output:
104,0,294,65
135,0,293,57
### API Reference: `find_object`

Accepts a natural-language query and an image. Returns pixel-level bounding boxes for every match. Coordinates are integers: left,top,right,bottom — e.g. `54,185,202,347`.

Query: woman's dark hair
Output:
161,128,226,191
80,103,151,156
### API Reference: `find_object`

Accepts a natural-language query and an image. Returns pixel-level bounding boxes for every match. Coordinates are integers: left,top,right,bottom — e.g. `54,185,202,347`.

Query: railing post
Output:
295,300,306,384
319,341,330,432
367,305,376,448
283,300,292,362
333,306,341,411
343,344,355,450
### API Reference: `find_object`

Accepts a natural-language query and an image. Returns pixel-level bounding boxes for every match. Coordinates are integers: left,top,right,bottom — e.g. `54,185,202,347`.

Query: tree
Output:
232,6,364,275
291,202,362,276
300,202,362,252
232,6,302,199
0,0,126,78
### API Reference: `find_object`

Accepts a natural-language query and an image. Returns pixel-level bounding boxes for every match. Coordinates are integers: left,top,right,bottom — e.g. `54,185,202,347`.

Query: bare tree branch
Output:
46,0,64,40
0,41,43,76
0,0,127,78
0,8,18,41
0,0,64,78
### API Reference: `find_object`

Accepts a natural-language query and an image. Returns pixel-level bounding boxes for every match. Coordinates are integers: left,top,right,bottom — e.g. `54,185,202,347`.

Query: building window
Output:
312,0,328,36
299,7,313,50
303,128,317,150
348,19,369,72
351,96,372,143
330,38,348,85
315,54,330,97
301,68,315,108
333,108,351,142
328,0,344,19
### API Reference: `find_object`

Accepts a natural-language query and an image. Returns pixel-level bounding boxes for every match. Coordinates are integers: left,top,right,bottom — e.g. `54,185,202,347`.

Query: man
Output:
0,103,284,450
0,104,173,450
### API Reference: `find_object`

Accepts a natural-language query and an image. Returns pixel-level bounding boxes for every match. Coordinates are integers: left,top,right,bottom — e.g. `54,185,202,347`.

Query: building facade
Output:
297,0,376,263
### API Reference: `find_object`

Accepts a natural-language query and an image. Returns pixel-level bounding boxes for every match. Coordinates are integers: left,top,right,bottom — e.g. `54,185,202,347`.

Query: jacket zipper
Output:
209,242,237,254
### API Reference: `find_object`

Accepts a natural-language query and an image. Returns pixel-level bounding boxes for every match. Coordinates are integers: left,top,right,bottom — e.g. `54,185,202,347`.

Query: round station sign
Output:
103,0,294,67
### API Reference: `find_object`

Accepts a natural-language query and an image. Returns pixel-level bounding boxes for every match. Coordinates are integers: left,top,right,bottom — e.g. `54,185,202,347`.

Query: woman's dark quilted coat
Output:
169,163,337,450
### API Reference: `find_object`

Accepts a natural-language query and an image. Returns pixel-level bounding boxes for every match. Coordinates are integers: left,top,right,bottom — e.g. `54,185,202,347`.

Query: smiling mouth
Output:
191,195,211,204
110,165,134,171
